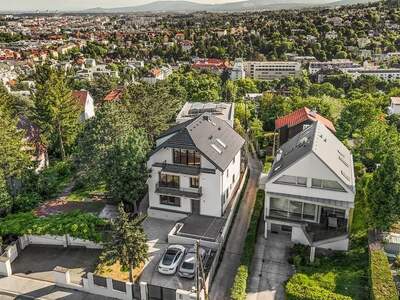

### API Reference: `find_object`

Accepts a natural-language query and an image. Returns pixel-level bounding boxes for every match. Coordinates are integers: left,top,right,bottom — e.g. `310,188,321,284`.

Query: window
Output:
311,178,345,192
160,195,181,207
232,174,235,184
269,197,317,221
190,177,199,188
275,175,307,186
159,173,180,188
226,169,229,178
173,149,201,166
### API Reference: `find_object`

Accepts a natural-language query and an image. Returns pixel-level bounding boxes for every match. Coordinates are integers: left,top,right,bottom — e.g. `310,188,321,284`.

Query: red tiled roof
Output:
275,107,336,133
104,88,124,102
72,90,88,106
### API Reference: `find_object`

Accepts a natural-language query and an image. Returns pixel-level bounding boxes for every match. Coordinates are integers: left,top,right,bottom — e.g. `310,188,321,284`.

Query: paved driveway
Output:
12,245,101,284
247,226,294,300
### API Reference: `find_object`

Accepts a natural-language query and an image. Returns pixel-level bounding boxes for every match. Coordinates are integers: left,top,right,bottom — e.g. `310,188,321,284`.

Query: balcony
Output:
305,217,348,243
152,162,215,175
155,183,202,199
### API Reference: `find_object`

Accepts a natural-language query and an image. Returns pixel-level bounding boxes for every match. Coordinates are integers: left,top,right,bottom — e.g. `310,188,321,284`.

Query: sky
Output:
1,0,249,11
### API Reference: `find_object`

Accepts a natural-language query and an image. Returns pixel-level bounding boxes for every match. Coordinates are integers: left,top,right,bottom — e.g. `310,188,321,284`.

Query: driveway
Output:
247,225,294,300
210,151,262,300
11,245,101,284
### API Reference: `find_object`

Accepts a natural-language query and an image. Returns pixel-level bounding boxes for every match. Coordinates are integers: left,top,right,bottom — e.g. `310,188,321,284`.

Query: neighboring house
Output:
142,66,172,84
103,88,124,102
191,58,230,74
230,58,246,80
17,116,48,172
72,90,95,121
243,61,301,80
264,122,355,254
147,113,245,221
388,96,400,115
275,107,336,146
176,102,235,127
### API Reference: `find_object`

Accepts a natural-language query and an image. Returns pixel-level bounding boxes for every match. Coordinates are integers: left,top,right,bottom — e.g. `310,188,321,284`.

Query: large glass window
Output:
190,177,199,188
173,149,201,166
269,197,317,221
159,173,180,188
311,178,345,192
275,175,307,186
160,195,181,207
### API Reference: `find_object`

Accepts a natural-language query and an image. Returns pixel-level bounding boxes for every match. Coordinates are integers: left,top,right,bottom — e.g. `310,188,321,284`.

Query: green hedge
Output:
286,274,352,300
0,211,107,242
231,190,264,300
370,249,398,300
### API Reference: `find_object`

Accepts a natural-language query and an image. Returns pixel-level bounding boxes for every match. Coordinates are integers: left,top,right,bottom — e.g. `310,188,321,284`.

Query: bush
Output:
12,192,42,213
231,265,248,300
286,274,352,300
370,249,398,300
0,211,107,242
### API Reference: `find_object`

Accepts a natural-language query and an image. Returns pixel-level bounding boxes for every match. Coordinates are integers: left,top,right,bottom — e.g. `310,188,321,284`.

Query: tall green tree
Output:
104,130,150,208
100,203,148,282
367,150,400,231
33,70,81,160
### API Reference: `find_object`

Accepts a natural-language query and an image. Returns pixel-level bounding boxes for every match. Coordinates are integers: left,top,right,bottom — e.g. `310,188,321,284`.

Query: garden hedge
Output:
0,211,107,242
286,274,352,300
370,248,398,300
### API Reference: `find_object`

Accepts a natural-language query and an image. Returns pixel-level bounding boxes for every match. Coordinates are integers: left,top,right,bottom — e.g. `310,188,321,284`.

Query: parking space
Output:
11,245,101,284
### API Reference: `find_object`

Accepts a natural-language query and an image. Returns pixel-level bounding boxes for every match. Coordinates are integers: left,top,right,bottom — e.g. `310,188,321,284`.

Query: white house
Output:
388,97,400,115
264,121,355,253
147,113,245,221
72,90,95,121
230,59,246,80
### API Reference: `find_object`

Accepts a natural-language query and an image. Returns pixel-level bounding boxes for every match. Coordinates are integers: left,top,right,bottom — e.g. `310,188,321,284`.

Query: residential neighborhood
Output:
1,1,400,300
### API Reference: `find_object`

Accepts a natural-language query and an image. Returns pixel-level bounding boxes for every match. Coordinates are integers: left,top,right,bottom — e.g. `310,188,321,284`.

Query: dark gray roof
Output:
269,124,316,179
154,113,245,171
269,121,355,191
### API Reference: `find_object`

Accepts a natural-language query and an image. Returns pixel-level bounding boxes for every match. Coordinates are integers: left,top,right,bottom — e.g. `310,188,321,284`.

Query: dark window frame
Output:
160,195,181,207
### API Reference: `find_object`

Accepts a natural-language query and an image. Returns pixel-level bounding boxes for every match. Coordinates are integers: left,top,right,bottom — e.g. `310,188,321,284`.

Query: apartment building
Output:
147,113,244,221
243,61,301,80
264,122,355,252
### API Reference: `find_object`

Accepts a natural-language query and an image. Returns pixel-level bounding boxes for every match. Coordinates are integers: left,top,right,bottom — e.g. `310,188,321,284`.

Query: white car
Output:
158,245,186,275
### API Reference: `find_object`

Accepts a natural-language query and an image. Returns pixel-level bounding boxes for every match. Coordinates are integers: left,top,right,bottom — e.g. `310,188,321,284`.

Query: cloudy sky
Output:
2,0,251,11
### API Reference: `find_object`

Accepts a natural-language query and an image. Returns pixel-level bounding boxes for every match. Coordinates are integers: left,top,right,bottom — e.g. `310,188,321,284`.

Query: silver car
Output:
178,247,209,279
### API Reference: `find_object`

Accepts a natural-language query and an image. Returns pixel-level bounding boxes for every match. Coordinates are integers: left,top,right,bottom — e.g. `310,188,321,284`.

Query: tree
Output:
367,150,400,230
100,203,148,282
0,170,12,215
104,130,150,208
33,70,81,160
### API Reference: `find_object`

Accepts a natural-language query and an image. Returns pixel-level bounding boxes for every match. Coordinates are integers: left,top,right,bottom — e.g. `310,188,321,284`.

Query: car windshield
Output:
181,262,194,270
162,249,177,265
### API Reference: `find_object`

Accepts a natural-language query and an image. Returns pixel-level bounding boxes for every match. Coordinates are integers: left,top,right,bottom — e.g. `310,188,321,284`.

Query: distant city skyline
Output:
2,0,244,11
2,0,338,11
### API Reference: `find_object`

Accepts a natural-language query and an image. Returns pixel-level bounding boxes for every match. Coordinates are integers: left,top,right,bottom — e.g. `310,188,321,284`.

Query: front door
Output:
191,199,200,215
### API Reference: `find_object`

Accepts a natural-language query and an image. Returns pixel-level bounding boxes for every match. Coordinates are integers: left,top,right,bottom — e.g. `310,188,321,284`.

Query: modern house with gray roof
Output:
264,121,355,253
147,112,245,221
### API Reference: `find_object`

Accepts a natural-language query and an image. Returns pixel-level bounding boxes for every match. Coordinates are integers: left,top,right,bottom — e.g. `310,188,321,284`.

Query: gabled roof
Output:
269,122,355,191
275,107,336,133
72,90,89,106
153,113,245,171
104,88,124,102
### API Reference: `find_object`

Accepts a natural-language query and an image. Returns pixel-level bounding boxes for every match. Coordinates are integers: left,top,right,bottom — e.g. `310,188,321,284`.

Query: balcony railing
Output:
155,183,202,198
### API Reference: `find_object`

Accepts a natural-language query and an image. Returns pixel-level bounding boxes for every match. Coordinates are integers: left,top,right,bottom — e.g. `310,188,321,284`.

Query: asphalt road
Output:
210,150,262,300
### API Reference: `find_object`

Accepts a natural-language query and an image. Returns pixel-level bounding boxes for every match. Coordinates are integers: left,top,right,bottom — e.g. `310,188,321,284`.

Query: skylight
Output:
216,138,226,148
211,144,222,154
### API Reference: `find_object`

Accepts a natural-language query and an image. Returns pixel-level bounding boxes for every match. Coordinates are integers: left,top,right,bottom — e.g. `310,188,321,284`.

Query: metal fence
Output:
148,284,176,300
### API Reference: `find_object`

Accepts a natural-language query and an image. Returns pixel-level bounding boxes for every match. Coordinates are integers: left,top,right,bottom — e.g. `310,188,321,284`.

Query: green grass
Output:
66,184,107,202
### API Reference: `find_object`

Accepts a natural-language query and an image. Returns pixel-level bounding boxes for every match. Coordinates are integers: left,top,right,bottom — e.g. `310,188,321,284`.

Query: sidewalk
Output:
0,275,114,299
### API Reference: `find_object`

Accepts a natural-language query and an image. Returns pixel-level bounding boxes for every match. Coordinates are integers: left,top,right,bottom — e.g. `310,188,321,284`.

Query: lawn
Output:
66,184,107,202
95,261,144,282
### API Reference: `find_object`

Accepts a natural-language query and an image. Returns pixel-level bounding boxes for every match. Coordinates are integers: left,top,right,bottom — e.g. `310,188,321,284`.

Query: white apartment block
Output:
243,61,301,80
147,113,244,221
264,122,355,252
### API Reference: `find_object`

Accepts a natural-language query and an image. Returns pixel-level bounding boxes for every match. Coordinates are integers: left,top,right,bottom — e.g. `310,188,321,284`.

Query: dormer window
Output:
173,149,201,166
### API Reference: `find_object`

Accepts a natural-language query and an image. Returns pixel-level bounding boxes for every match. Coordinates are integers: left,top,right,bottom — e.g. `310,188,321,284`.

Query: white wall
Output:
291,227,311,245
84,94,95,120
317,238,349,251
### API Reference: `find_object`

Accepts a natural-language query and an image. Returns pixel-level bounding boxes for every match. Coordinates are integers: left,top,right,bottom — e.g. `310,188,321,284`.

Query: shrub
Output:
12,192,42,213
286,274,352,300
0,211,107,242
370,249,398,300
231,265,248,300
37,161,74,198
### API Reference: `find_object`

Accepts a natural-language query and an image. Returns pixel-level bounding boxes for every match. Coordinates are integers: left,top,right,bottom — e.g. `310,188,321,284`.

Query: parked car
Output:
178,247,209,279
158,245,186,275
